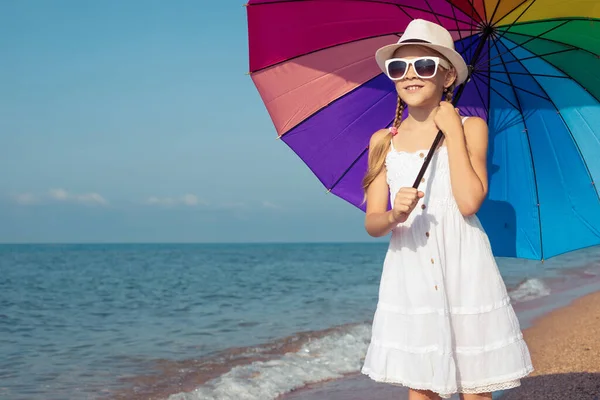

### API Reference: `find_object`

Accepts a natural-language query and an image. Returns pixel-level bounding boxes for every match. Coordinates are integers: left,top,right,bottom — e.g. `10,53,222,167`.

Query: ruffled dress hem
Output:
360,366,534,398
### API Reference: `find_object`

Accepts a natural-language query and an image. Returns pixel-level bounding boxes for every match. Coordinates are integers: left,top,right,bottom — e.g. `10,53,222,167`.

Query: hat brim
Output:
375,43,468,86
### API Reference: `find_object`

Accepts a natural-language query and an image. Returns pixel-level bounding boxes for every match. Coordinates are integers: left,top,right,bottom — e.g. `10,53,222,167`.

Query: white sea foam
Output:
167,324,371,400
168,278,555,400
508,278,551,302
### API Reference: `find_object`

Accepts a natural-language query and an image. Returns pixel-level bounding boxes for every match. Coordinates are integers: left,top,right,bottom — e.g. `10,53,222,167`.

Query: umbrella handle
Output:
411,28,493,189
411,83,465,189
411,129,446,189
410,84,467,189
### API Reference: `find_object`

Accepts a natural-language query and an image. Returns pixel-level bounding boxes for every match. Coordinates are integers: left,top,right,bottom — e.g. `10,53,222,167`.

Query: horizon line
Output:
0,240,387,245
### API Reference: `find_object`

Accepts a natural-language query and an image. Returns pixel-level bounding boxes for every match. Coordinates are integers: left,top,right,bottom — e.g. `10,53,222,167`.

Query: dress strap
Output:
461,116,470,125
389,128,396,151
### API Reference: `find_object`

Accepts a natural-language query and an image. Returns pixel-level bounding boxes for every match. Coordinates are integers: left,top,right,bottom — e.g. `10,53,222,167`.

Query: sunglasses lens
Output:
388,60,407,79
414,58,437,77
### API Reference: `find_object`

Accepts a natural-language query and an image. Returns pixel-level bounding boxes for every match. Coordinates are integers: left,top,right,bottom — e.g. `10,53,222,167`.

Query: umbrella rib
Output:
496,38,600,202
486,37,492,124
498,35,600,104
393,2,478,26
327,147,369,193
493,0,535,27
467,0,486,23
395,4,414,20
472,73,520,111
488,0,503,26
493,38,544,260
460,36,484,66
423,0,443,27
490,0,536,46
487,71,570,79
489,48,576,68
327,111,396,193
482,0,488,24
492,29,599,58
476,19,570,69
479,72,553,102
468,2,476,61
469,71,490,115
326,91,400,193
442,0,485,26
327,107,398,194
446,1,473,90
472,74,519,111
496,16,600,28
450,2,466,44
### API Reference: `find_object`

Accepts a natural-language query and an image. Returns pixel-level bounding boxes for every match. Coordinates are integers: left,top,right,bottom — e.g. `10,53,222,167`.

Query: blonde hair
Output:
360,96,404,199
361,48,456,199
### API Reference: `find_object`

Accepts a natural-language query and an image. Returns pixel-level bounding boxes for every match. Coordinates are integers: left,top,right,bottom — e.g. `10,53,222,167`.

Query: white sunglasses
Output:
384,56,451,81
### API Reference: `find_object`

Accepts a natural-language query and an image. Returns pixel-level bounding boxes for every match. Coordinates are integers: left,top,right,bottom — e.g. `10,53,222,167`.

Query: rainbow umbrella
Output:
246,0,600,261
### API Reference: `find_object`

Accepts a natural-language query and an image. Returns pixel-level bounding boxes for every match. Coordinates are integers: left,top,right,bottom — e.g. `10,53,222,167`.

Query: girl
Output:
360,19,534,400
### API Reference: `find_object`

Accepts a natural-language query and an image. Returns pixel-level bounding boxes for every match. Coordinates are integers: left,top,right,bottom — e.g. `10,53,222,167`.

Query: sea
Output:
1,242,600,400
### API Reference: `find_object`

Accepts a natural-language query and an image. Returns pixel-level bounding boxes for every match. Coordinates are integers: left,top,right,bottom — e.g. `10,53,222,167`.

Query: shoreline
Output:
280,284,600,400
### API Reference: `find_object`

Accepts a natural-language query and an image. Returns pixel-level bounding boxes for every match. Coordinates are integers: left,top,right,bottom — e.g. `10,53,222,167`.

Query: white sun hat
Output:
375,19,469,85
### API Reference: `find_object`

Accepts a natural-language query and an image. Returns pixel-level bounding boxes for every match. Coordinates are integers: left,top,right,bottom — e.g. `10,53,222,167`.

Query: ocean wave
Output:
508,278,551,303
167,324,371,400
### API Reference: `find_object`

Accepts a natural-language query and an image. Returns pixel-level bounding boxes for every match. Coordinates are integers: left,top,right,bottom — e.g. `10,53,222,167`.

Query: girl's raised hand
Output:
391,187,425,223
433,101,463,138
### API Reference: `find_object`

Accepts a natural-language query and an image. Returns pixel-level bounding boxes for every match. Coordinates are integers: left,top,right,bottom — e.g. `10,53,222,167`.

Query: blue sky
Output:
0,0,376,243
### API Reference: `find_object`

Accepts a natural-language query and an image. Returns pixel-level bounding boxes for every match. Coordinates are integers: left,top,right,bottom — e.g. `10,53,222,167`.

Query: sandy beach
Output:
500,290,600,399
282,289,600,400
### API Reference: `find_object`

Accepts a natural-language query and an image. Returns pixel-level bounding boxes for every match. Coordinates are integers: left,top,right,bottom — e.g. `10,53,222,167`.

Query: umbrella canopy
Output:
247,0,600,261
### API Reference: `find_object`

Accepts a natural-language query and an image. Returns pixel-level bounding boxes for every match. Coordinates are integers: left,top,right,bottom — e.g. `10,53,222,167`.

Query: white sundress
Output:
361,118,534,398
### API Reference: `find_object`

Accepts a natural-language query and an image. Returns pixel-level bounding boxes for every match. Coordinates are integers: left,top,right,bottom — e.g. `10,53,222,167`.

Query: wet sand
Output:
281,289,600,400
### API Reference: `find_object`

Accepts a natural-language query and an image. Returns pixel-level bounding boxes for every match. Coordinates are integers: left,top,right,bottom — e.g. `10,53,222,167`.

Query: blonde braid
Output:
444,86,454,103
361,96,404,201
393,95,405,128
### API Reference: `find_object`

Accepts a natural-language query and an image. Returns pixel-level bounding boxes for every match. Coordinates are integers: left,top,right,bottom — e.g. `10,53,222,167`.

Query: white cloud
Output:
10,192,38,205
182,194,200,206
9,189,107,206
48,188,108,206
144,194,207,207
48,189,69,201
76,193,108,206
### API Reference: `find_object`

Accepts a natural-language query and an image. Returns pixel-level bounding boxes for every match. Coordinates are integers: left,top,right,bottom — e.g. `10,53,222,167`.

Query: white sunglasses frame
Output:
384,56,451,81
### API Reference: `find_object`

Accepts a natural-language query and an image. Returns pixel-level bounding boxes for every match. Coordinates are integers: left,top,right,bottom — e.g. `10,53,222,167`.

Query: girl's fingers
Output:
397,199,417,208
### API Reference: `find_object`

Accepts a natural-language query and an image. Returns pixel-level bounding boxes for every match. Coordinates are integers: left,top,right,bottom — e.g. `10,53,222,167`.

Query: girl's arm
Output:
364,130,425,236
444,116,489,216
364,130,399,237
